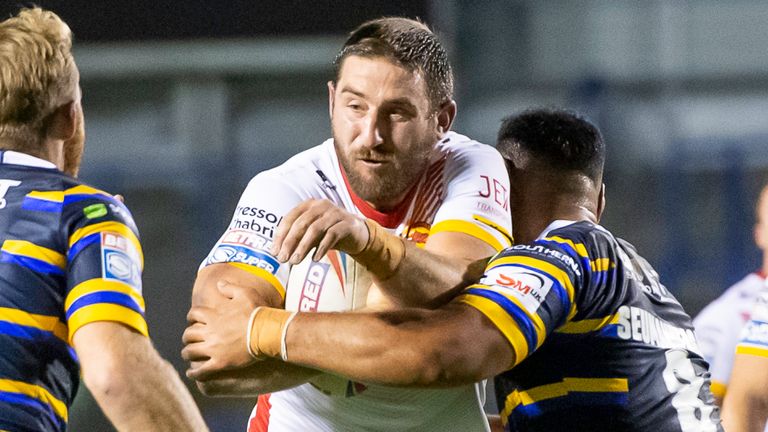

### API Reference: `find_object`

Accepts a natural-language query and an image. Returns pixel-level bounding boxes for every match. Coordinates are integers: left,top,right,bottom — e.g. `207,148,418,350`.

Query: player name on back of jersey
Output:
615,305,699,353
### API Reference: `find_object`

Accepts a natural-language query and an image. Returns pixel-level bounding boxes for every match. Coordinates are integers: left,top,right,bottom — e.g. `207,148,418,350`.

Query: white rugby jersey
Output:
693,271,766,399
202,132,512,432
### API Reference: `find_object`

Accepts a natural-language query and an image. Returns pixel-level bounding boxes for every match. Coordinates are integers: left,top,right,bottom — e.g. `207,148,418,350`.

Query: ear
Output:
596,183,606,221
435,100,457,136
327,81,336,120
45,101,78,141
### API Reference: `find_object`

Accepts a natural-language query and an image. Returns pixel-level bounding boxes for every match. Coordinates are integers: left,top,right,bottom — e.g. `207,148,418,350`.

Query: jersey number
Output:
0,179,21,209
662,349,718,431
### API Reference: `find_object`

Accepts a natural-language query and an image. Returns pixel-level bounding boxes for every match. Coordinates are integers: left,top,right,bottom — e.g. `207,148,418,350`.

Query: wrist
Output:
351,219,406,280
247,307,295,359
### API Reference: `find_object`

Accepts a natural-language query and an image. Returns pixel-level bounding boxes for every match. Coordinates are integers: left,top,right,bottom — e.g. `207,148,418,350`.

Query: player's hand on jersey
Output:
182,281,261,379
271,198,369,264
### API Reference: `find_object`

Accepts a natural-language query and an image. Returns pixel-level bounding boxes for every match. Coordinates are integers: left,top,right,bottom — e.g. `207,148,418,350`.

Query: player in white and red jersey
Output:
693,271,766,403
183,17,512,432
720,183,768,431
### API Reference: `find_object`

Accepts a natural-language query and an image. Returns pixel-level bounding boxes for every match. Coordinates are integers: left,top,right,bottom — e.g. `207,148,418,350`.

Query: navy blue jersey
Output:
0,151,147,431
457,220,721,431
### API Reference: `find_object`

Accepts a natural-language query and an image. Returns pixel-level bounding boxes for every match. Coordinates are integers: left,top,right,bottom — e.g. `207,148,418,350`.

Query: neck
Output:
512,183,599,244
0,139,63,170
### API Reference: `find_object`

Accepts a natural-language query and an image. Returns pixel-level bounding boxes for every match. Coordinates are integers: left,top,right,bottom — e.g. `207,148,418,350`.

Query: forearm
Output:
275,306,510,388
194,359,321,396
93,351,207,431
77,323,207,431
374,243,489,307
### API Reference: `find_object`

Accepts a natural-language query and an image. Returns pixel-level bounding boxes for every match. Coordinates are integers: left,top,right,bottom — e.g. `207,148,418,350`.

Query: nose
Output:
359,113,385,149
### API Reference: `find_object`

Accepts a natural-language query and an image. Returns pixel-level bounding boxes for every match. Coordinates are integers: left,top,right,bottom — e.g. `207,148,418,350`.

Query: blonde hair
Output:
0,8,77,151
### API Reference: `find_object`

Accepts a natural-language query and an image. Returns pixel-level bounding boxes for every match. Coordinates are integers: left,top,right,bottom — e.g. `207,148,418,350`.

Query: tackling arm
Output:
186,263,320,394
73,322,208,431
273,303,513,387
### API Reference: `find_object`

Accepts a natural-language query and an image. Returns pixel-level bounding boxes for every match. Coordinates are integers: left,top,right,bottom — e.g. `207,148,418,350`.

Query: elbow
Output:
81,353,136,401
402,338,474,387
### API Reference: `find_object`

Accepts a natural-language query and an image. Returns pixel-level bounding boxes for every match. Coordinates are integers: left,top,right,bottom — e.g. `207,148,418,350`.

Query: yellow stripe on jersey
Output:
457,293,528,366
500,377,629,423
472,214,513,246
0,307,68,342
556,312,620,334
68,303,148,341
590,258,614,272
226,262,286,300
466,283,547,349
736,344,768,358
709,380,726,399
65,185,110,197
488,255,576,313
430,220,505,252
0,378,68,421
25,190,64,203
65,279,145,312
68,221,144,268
1,240,66,269
543,236,588,258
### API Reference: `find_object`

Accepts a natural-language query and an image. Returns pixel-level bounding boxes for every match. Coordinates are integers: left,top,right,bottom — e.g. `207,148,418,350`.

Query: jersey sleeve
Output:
63,186,147,341
736,283,768,358
430,143,513,252
692,301,741,397
455,238,580,367
200,172,304,300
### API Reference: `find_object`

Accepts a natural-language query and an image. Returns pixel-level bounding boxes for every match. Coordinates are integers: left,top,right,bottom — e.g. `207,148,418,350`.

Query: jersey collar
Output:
0,150,57,169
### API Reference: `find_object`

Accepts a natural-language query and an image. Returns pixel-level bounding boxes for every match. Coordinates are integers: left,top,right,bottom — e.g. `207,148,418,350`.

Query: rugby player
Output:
0,8,207,431
185,109,723,431
694,183,768,408
183,17,512,432
721,184,768,430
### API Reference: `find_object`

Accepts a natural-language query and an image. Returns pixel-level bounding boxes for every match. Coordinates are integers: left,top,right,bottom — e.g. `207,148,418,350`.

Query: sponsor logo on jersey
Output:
207,243,280,274
221,229,272,252
298,261,331,312
235,206,282,223
478,175,509,211
486,266,552,313
509,244,582,277
84,203,108,219
0,179,21,209
741,320,768,347
101,231,142,291
405,222,430,246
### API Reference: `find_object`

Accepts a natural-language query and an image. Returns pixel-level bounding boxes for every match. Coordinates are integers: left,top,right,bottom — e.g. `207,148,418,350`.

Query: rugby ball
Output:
284,250,372,396
284,249,371,313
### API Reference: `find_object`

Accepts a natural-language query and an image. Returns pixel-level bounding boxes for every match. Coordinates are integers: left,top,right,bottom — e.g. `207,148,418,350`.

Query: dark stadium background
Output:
3,1,767,430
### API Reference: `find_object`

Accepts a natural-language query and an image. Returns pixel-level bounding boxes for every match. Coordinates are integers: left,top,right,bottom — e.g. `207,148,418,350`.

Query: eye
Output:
388,109,411,122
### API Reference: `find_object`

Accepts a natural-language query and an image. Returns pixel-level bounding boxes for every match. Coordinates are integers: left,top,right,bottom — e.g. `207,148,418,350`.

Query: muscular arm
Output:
280,303,514,387
272,199,498,308
373,232,494,307
721,353,768,431
73,322,207,431
187,264,320,394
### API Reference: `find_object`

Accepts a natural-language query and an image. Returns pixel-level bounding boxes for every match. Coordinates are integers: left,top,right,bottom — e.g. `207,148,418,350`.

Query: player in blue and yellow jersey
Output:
184,108,722,431
0,7,206,431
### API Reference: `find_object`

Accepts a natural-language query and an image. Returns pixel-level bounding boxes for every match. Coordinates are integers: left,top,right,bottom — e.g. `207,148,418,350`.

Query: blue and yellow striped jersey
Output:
0,151,147,431
458,220,722,431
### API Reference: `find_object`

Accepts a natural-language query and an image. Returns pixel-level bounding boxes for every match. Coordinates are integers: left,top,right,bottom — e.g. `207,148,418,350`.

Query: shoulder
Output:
438,132,504,166
242,140,333,198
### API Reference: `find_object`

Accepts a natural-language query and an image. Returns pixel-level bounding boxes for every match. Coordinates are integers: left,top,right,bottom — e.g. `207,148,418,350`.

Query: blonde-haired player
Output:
0,8,207,430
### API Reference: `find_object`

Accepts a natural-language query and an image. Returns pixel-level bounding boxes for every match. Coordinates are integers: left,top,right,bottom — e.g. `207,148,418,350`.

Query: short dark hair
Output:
333,17,454,111
497,108,605,182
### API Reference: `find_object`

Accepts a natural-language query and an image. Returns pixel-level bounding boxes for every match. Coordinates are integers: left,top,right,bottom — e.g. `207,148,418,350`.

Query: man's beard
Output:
334,135,432,211
62,109,84,177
